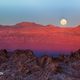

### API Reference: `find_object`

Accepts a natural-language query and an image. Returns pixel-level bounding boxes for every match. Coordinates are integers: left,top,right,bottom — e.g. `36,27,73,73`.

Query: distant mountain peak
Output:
46,24,55,27
16,22,35,26
15,22,44,27
46,24,60,29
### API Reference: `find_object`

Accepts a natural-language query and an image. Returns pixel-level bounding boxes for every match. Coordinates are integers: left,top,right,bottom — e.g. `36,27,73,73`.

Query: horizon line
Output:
0,21,79,28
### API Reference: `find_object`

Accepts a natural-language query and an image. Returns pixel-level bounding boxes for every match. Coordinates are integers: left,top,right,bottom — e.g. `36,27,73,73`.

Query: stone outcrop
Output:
0,49,80,80
0,49,8,64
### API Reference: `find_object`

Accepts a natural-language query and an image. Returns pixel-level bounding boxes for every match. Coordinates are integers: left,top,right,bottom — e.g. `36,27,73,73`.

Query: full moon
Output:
60,19,68,26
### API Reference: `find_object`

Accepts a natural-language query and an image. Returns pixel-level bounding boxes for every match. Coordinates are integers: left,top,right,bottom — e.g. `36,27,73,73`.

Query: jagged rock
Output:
10,49,36,63
69,49,80,61
0,49,8,64
0,49,80,80
16,62,30,74
37,55,53,67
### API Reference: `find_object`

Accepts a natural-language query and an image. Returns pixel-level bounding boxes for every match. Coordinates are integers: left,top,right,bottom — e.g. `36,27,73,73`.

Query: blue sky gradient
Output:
0,0,80,26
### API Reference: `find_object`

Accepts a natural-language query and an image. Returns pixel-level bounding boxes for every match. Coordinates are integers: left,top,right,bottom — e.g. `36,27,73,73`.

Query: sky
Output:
0,0,80,26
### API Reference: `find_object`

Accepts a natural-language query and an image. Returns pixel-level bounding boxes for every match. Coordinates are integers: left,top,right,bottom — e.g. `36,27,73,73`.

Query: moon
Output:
60,19,68,26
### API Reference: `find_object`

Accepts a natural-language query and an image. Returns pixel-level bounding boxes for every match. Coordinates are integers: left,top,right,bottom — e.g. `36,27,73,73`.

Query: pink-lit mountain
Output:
0,22,80,54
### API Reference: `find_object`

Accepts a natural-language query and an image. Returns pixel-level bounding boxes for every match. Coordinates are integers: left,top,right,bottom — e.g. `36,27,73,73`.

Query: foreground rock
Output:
0,49,80,80
0,49,8,65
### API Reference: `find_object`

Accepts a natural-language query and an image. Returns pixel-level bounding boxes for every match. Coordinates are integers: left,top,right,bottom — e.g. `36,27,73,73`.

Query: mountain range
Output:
0,22,80,55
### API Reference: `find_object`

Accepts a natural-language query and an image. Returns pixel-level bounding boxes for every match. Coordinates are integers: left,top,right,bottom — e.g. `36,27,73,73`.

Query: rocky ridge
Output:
0,49,80,80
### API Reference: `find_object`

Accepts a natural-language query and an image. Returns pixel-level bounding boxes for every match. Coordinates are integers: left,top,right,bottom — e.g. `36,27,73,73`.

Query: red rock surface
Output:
0,22,80,54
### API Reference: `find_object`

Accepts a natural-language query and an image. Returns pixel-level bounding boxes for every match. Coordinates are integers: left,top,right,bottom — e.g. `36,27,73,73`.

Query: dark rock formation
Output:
0,49,80,80
0,49,8,64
